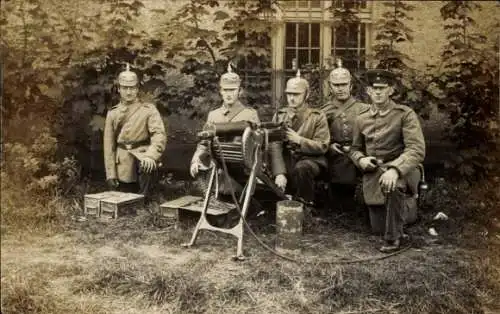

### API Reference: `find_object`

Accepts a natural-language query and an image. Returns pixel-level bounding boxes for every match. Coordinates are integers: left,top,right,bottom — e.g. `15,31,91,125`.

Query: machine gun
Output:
182,121,288,260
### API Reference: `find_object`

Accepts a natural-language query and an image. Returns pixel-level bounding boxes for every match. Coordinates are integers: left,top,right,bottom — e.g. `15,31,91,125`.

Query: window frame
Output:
271,0,372,105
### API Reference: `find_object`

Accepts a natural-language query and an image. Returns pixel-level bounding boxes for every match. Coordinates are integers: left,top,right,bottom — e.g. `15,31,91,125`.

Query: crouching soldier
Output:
270,70,330,213
190,63,259,194
350,69,425,252
321,60,369,212
103,64,167,201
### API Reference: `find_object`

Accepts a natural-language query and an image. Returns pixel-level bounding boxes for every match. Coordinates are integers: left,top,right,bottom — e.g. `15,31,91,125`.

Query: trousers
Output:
288,159,321,204
368,188,407,242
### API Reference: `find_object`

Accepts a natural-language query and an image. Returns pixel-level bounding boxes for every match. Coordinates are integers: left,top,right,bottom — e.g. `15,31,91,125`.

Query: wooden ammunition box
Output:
160,195,235,229
84,191,123,217
99,193,144,219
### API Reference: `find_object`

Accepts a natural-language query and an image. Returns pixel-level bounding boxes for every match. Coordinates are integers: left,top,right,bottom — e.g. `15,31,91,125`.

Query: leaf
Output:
213,10,230,21
89,115,106,132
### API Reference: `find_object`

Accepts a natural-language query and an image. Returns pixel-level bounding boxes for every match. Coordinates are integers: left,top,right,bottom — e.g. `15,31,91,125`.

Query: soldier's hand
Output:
107,179,119,190
359,156,379,171
286,128,302,145
379,168,400,193
140,157,157,173
275,174,287,191
190,162,200,178
330,143,345,155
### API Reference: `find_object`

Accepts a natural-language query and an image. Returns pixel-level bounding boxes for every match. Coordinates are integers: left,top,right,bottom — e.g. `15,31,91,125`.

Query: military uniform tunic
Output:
270,106,330,203
191,101,260,165
103,101,167,183
350,100,425,205
321,97,369,184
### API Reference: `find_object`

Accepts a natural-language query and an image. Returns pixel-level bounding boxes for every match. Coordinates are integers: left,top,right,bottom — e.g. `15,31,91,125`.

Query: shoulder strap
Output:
115,104,142,140
227,106,247,122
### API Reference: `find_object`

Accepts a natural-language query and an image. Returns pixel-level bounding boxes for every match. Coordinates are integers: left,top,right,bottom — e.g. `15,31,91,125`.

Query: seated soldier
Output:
103,64,167,202
321,60,369,212
350,69,425,253
270,70,331,213
190,63,260,195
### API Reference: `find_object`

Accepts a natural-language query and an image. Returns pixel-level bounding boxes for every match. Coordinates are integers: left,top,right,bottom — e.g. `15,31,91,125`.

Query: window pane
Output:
286,23,297,47
298,49,309,68
298,23,309,47
360,24,365,48
285,49,297,69
282,0,295,9
310,49,320,65
334,24,358,48
298,1,308,8
311,23,320,47
310,0,321,8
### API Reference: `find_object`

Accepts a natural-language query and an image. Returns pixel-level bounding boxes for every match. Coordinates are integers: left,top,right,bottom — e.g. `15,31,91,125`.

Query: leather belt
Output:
117,140,150,150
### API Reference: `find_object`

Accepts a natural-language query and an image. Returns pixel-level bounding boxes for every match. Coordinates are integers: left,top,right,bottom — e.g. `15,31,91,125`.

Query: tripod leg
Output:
182,166,216,248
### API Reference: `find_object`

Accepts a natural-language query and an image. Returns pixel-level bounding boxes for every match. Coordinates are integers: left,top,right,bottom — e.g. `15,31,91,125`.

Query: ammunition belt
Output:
117,140,150,150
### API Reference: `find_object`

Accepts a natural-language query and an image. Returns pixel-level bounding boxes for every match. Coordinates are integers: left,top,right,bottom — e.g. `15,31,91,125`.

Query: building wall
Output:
370,1,499,70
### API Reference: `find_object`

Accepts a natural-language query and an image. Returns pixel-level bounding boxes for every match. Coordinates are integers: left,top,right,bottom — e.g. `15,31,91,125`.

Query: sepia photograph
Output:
1,0,499,313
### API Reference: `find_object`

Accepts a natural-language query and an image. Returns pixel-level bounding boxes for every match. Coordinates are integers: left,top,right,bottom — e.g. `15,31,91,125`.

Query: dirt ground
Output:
2,203,500,314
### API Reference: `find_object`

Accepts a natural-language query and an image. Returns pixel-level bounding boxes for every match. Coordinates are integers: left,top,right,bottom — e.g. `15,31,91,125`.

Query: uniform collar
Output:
222,100,244,116
118,100,140,113
370,100,395,117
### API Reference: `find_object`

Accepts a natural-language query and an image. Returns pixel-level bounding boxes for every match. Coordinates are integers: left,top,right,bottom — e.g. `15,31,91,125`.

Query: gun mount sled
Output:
161,121,288,260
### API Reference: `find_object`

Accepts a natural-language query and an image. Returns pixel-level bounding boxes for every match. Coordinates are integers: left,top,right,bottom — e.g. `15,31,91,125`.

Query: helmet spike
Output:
336,58,342,68
296,69,301,78
126,62,130,71
227,62,233,73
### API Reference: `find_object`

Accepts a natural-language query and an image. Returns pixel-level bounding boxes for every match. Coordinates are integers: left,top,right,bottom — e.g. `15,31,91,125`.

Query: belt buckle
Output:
125,144,132,150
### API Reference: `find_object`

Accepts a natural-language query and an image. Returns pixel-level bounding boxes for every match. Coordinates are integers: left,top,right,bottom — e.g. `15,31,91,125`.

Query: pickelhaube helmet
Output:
285,69,309,94
219,62,241,89
329,58,351,84
118,63,138,87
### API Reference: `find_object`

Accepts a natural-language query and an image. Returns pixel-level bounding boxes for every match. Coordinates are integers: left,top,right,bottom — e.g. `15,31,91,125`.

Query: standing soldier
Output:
270,70,330,212
103,64,167,201
190,63,259,193
321,60,369,211
350,69,425,252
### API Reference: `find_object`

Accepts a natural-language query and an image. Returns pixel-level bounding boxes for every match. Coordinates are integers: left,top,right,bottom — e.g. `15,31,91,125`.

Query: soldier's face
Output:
220,87,239,106
330,81,351,101
286,91,307,111
119,85,138,103
367,85,393,105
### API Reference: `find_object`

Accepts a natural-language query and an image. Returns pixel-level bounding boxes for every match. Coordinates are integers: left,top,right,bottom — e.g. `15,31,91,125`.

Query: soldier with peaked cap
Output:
270,70,331,211
321,59,369,212
103,64,167,201
350,68,425,252
190,63,259,194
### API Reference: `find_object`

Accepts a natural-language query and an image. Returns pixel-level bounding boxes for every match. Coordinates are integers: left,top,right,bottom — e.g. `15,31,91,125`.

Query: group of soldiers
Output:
103,61,425,253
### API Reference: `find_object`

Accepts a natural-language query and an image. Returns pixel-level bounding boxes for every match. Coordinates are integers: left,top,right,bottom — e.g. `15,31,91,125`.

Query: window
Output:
333,0,367,10
282,0,322,10
271,0,372,105
285,23,321,76
332,23,367,71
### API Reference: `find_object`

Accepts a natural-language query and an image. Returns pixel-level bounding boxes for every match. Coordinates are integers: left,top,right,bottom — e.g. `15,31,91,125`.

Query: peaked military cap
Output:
118,63,138,86
329,58,351,84
285,69,309,94
220,63,241,89
365,69,396,86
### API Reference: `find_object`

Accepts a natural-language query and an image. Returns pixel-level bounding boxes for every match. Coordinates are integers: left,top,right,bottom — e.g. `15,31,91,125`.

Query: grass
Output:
1,176,500,314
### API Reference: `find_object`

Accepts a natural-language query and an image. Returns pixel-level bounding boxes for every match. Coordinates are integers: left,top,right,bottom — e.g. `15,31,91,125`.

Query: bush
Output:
1,118,80,233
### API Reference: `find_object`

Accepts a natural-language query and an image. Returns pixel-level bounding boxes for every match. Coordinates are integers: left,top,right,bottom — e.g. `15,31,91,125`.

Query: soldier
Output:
350,69,425,252
190,63,259,193
270,70,331,211
321,60,369,211
103,64,167,201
